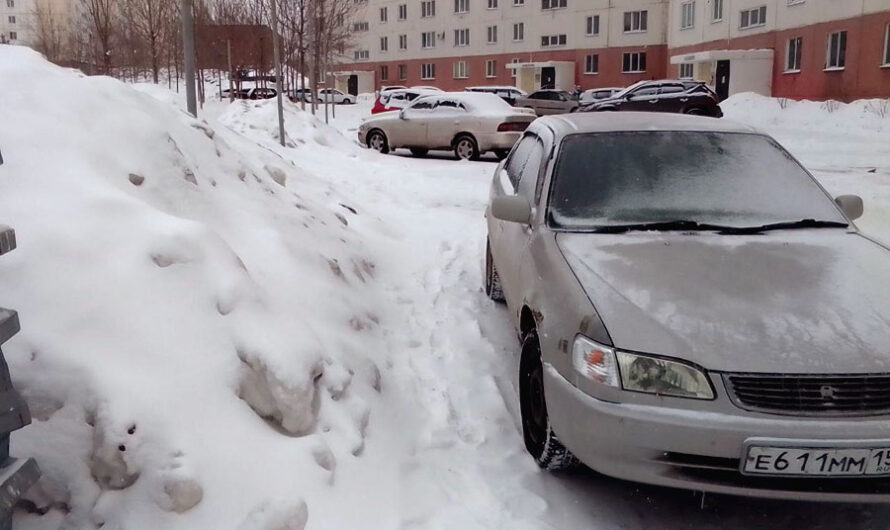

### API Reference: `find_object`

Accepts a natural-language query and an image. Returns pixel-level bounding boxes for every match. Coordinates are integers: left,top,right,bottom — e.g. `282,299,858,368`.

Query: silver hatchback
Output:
484,112,890,502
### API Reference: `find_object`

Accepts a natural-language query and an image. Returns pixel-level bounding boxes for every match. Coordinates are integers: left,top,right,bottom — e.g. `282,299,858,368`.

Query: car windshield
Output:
548,131,848,230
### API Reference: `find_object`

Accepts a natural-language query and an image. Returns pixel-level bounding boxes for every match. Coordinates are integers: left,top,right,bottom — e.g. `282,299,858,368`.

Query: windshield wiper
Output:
588,220,732,234
719,219,849,235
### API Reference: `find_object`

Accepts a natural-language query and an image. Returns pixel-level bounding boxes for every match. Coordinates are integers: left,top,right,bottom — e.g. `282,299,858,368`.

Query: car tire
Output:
367,130,390,154
410,148,429,157
484,241,505,302
519,330,579,471
453,134,480,161
685,107,706,116
569,107,578,113
493,149,510,161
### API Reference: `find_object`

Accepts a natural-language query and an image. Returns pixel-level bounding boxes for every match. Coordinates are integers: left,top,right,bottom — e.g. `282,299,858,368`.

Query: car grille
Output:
724,373,890,416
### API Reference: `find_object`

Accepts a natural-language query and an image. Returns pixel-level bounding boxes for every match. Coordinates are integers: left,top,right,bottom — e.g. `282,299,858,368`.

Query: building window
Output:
679,63,694,79
584,54,599,74
510,58,519,77
680,2,695,30
826,30,847,69
487,25,498,43
786,37,802,72
421,1,436,18
380,36,388,52
542,0,566,9
883,23,890,66
541,34,567,47
513,22,524,41
622,52,646,73
353,22,369,32
8,15,15,24
399,34,407,50
623,10,648,33
422,63,436,80
422,31,436,48
354,50,370,61
6,1,14,8
739,6,766,30
455,0,469,13
586,15,600,36
712,0,723,21
8,31,16,40
398,4,407,20
454,28,470,46
514,0,524,5
453,61,469,78
488,0,498,7
380,7,388,22
398,64,407,80
380,65,389,81
486,59,497,77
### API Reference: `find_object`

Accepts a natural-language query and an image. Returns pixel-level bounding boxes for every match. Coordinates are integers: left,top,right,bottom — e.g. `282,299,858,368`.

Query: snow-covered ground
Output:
3,45,890,529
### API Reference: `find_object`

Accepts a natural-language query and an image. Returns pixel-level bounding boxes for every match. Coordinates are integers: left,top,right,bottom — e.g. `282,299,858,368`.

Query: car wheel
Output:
519,330,579,471
484,241,505,303
569,107,578,113
410,148,429,157
493,149,510,161
685,107,706,116
453,134,480,161
367,130,390,154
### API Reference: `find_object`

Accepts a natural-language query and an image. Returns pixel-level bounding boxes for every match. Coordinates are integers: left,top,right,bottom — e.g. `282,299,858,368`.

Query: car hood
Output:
557,231,890,374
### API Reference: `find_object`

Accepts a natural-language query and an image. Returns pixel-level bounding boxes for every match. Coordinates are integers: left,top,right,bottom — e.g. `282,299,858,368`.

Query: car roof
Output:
535,112,758,138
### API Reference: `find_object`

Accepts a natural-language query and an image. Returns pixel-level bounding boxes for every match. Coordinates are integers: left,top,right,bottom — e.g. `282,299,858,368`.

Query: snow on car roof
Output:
415,91,517,113
541,112,758,136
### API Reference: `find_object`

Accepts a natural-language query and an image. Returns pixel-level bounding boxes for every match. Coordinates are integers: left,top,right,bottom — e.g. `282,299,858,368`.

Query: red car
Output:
371,88,438,114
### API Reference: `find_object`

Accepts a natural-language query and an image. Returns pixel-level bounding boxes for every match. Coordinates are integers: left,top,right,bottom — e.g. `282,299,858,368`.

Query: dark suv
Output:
580,80,722,117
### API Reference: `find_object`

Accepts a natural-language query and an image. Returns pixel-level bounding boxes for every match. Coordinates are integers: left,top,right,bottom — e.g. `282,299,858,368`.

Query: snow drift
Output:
0,46,387,529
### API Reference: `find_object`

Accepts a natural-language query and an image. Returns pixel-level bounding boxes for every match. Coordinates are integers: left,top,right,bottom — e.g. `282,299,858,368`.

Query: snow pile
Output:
0,46,387,529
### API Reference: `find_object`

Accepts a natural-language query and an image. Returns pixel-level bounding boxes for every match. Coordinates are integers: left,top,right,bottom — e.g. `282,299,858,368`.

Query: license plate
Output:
744,446,890,477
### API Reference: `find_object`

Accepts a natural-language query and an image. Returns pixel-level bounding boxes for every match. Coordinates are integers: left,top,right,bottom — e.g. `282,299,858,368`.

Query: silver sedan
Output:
358,92,535,160
485,112,890,502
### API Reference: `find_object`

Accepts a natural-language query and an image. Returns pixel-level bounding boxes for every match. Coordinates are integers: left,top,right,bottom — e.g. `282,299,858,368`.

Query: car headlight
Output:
572,335,619,387
616,352,714,400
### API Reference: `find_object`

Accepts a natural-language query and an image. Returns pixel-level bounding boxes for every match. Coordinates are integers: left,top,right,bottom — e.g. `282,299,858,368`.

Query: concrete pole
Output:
227,39,234,102
181,0,198,117
270,0,286,147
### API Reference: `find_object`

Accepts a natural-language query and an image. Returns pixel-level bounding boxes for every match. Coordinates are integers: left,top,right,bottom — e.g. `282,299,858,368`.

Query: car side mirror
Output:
399,110,407,120
490,196,532,224
625,93,635,100
835,194,863,220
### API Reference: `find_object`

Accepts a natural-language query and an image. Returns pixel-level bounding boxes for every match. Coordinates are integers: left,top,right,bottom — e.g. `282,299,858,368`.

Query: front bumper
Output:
544,364,890,502
357,128,367,146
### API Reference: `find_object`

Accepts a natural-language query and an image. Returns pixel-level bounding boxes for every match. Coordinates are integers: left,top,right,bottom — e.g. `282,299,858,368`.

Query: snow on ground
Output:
3,43,890,530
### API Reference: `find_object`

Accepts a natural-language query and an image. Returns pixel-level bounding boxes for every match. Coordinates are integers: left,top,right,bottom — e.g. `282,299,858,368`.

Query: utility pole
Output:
271,0,286,147
181,0,198,117
227,39,234,102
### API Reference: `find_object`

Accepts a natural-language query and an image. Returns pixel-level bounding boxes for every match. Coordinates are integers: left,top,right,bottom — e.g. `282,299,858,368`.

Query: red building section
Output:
669,11,890,101
339,45,668,92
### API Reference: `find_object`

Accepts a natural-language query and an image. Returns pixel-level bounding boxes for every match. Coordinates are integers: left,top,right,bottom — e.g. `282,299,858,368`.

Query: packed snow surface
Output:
2,45,890,529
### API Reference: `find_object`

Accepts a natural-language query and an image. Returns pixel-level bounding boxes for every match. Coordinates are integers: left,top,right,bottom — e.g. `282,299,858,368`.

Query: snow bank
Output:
1,46,387,529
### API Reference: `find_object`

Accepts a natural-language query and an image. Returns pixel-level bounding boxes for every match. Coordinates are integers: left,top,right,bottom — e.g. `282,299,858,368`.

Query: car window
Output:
659,85,684,95
548,132,848,229
529,92,545,100
504,135,537,189
517,138,546,202
632,87,659,97
435,99,466,110
409,98,435,110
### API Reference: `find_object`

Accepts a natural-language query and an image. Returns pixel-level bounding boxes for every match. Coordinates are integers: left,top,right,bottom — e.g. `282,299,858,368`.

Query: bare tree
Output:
30,0,66,63
127,0,174,83
81,0,116,74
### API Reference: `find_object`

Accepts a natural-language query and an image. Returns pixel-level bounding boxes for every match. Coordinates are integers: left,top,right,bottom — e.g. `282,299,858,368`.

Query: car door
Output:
389,97,435,147
522,92,546,114
492,134,547,307
621,85,660,111
655,83,686,113
425,98,469,150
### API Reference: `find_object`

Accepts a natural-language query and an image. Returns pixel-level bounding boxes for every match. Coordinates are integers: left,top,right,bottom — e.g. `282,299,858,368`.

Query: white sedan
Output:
358,92,536,160
317,88,355,104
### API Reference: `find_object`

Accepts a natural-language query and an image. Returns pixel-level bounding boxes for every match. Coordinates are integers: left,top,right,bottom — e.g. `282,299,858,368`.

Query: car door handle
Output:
649,99,659,103
680,97,689,102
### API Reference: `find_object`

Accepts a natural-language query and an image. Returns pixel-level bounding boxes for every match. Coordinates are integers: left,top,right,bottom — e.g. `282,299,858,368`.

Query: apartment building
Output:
0,0,31,45
668,0,890,100
337,0,889,100
335,0,670,94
